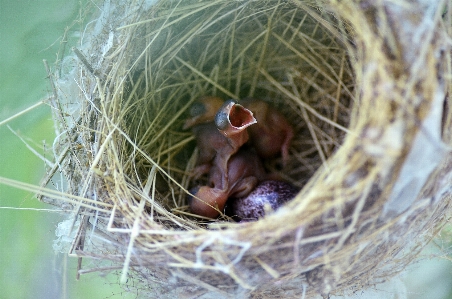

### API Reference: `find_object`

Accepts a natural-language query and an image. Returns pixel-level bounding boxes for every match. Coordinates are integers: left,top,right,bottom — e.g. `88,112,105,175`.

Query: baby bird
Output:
188,148,267,218
214,99,257,153
189,123,230,179
186,99,256,184
241,98,294,167
184,96,294,166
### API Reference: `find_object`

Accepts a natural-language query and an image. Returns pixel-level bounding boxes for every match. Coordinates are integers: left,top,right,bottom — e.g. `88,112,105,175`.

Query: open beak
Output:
214,100,257,137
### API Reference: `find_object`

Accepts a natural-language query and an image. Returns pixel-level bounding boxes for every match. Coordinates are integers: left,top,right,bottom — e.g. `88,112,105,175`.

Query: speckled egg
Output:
225,180,299,222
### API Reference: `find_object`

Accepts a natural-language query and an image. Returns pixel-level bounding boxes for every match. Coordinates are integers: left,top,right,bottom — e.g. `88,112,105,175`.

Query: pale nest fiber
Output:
43,0,452,298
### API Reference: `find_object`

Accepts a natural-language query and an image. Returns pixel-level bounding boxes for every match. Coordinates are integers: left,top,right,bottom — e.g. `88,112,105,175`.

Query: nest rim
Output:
47,0,452,296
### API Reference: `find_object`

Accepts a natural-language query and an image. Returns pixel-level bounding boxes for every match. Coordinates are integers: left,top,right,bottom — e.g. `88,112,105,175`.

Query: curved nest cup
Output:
45,0,452,297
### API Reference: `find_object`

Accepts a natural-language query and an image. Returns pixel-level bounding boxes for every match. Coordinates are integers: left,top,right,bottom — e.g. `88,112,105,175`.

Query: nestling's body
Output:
189,148,267,218
241,98,294,166
185,96,295,219
190,123,233,179
187,100,256,185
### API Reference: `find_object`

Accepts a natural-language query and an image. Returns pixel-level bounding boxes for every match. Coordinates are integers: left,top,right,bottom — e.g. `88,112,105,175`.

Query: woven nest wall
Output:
44,0,452,298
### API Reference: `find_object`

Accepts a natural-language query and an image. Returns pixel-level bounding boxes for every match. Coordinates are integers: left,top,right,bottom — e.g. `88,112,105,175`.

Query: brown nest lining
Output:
44,0,452,297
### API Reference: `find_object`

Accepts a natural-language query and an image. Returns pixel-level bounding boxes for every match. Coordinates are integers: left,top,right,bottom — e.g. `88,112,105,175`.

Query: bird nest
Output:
43,0,452,297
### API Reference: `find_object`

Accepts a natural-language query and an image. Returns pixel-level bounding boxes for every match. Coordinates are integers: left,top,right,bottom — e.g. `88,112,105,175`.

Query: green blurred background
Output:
0,1,451,299
0,1,133,298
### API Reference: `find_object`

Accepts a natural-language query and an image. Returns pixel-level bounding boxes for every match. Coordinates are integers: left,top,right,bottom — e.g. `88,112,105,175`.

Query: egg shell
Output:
225,180,299,222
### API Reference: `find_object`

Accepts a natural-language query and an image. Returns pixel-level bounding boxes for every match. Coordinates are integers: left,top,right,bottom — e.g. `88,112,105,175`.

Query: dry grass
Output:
34,0,452,297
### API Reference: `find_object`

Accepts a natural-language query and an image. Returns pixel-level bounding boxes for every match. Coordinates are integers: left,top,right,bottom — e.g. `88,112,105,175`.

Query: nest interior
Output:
46,0,452,297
